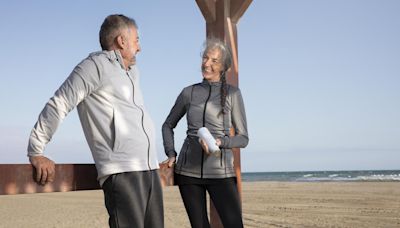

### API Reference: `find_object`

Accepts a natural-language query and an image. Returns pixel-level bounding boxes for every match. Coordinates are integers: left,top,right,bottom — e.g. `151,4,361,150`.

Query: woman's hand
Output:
162,157,176,168
200,138,222,156
199,139,210,155
215,138,222,147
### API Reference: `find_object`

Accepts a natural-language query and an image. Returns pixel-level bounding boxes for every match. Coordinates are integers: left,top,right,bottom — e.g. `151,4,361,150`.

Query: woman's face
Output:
201,48,224,82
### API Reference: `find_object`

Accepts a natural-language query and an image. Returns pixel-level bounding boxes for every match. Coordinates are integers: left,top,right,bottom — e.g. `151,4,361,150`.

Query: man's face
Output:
120,26,141,68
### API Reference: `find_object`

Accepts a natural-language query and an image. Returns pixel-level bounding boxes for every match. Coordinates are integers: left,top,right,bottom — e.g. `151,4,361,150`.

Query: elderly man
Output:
27,14,163,228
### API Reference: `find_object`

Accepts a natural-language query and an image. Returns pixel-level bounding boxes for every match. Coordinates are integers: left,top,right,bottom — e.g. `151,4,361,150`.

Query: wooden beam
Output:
230,0,253,23
196,0,216,22
0,164,99,195
0,163,175,195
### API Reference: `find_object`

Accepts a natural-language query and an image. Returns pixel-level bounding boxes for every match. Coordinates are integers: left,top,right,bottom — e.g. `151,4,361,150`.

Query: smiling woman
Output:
161,38,249,227
201,39,231,82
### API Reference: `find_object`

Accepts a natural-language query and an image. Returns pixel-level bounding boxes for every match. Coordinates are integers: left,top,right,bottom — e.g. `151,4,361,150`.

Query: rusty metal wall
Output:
0,164,99,195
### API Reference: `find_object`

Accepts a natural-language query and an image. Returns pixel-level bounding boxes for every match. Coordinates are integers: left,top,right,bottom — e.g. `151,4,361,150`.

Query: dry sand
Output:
0,182,399,228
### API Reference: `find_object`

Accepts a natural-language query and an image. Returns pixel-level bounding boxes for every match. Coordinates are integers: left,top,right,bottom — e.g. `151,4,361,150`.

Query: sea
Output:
241,170,400,182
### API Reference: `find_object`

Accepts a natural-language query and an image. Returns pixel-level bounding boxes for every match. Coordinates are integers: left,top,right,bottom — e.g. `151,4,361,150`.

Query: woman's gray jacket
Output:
162,80,249,179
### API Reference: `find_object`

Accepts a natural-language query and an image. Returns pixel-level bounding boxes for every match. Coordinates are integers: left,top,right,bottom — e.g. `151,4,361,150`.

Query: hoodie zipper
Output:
127,71,151,170
201,84,212,178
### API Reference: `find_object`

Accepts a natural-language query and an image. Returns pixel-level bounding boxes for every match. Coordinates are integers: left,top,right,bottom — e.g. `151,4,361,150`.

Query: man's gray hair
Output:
99,14,137,50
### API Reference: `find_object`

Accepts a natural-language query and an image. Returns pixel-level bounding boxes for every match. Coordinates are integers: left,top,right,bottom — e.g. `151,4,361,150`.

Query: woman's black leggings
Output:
178,179,243,228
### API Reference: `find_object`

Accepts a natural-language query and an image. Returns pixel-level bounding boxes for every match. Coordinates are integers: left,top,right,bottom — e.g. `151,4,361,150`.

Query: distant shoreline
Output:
242,169,400,182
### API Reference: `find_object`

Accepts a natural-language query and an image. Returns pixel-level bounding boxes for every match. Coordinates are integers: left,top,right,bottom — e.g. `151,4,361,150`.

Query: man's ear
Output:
115,35,125,49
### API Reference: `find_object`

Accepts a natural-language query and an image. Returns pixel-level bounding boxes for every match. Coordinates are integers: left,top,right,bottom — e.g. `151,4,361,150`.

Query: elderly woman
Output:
162,38,249,228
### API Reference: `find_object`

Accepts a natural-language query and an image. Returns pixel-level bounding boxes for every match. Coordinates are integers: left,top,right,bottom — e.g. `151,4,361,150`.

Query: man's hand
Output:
29,156,55,185
162,157,176,168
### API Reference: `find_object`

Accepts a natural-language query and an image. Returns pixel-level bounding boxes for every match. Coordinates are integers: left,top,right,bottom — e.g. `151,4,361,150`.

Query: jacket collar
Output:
94,50,129,70
110,50,126,70
201,79,222,87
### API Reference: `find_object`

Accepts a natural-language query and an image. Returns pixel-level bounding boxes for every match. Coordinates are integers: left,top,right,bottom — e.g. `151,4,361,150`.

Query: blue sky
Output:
0,1,399,172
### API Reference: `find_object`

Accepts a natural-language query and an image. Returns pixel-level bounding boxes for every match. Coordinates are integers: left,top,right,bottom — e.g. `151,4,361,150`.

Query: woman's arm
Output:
162,88,189,158
219,88,249,149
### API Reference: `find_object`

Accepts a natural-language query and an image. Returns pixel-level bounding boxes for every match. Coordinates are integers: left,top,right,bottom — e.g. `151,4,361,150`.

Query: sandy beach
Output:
1,182,399,228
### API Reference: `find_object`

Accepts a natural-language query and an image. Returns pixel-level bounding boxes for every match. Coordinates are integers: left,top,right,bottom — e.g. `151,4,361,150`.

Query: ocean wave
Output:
242,170,400,182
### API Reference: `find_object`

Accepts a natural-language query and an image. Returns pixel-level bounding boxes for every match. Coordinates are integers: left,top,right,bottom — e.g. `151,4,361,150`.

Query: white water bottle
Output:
197,127,221,154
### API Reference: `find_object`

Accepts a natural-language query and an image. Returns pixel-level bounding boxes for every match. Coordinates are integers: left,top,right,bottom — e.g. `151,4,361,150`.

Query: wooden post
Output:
196,0,252,227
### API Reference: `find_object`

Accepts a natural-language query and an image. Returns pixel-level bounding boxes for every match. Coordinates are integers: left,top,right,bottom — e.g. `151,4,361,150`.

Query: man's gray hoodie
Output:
28,50,159,182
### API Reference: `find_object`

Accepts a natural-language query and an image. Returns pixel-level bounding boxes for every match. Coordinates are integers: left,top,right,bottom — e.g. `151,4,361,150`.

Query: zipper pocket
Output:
179,139,190,169
183,141,189,165
220,149,223,167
